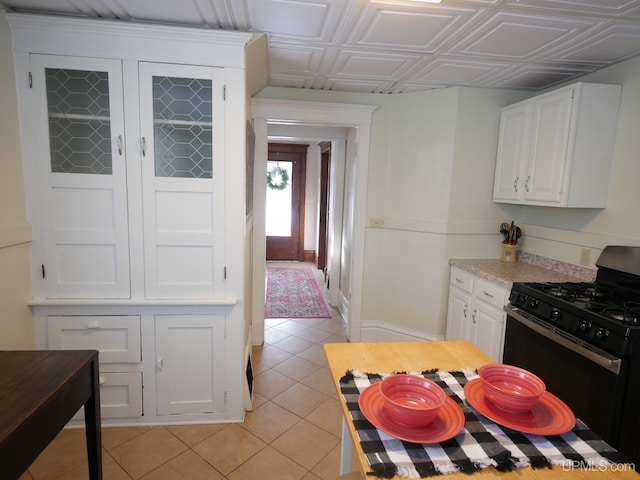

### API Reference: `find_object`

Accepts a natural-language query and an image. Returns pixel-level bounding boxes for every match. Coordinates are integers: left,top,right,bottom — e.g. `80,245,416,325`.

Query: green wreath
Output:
267,165,290,191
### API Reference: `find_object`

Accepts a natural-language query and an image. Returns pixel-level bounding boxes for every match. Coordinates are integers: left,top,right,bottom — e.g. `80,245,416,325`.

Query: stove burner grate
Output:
585,301,640,324
532,282,600,303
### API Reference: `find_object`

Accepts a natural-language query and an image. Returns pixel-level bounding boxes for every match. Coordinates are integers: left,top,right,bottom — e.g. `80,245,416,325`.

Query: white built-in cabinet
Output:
446,267,508,362
41,310,230,422
28,55,225,300
493,82,621,208
9,12,267,425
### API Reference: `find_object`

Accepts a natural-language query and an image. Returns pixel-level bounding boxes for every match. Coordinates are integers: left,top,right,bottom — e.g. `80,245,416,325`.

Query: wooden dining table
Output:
324,340,639,480
0,350,102,480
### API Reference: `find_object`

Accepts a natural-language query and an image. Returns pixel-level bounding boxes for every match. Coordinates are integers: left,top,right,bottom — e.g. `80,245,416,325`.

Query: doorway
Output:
251,98,377,346
266,143,307,261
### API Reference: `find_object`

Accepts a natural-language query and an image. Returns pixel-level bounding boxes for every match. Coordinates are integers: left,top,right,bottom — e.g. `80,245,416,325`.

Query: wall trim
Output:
523,224,640,249
0,224,32,249
360,321,445,343
366,219,502,235
302,249,316,264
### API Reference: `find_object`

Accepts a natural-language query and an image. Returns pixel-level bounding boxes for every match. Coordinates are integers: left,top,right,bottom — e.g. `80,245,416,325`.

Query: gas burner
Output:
609,311,640,324
533,282,598,303
586,301,640,325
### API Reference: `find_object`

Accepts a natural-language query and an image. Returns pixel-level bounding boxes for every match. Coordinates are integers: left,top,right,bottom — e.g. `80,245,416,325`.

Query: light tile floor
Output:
19,265,358,480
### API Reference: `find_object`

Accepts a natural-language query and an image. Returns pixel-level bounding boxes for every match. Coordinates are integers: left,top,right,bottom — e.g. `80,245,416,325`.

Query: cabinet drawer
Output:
449,267,474,294
74,372,143,419
474,278,508,310
47,315,141,363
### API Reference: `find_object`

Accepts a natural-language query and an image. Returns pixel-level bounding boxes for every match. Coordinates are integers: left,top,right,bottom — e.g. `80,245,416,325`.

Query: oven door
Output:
503,305,627,448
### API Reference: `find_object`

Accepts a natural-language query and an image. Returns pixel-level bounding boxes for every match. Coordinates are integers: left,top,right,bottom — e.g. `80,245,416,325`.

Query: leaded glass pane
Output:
46,68,112,175
152,76,212,179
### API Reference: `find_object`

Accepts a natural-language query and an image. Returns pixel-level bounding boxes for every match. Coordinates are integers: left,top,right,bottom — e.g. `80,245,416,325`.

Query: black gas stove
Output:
509,280,640,357
503,246,640,465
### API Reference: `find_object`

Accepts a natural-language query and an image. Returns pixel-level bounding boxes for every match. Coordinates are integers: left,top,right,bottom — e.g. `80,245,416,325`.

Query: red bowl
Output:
379,374,446,427
478,364,546,413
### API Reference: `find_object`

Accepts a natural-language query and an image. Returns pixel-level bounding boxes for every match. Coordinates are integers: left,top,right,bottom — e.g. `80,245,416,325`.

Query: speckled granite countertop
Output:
449,252,596,290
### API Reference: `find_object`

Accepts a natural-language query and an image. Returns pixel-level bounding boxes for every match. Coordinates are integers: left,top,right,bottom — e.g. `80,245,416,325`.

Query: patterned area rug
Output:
265,267,332,318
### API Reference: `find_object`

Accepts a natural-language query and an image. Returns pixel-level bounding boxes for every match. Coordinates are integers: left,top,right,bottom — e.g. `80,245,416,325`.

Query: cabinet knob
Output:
99,376,106,385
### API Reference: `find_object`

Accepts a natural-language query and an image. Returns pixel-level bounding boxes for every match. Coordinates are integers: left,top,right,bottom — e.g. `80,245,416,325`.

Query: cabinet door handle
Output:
463,304,468,318
513,176,519,192
157,357,164,370
99,376,106,385
455,277,464,284
525,175,530,192
117,134,123,156
86,321,101,329
483,291,494,298
472,309,477,324
140,136,147,157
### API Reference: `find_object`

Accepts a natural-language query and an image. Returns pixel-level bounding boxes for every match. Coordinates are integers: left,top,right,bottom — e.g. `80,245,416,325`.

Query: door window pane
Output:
46,68,112,174
266,161,292,237
152,76,212,178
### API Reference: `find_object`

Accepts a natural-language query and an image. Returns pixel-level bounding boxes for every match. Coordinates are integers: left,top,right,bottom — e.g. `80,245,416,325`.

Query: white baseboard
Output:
360,321,445,343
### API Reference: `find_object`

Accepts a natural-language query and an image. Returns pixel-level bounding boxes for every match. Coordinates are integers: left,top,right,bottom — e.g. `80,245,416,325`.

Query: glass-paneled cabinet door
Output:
138,63,225,298
29,55,130,299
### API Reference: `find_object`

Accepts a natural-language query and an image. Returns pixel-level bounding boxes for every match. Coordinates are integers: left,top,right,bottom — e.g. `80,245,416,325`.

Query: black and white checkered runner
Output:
340,369,628,478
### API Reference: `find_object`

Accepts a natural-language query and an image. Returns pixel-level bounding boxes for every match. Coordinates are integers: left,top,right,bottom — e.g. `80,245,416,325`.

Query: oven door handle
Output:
505,305,623,375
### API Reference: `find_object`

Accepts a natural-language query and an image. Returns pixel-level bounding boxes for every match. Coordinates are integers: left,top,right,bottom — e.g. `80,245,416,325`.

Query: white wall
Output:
257,62,640,340
0,14,34,348
257,85,516,338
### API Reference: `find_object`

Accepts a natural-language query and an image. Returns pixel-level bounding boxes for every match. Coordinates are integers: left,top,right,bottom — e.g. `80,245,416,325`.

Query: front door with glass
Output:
265,143,307,261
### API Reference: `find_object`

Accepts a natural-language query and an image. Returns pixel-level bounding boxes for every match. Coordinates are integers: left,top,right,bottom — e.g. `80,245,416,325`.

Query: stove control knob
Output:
577,320,592,334
595,328,609,342
517,294,527,305
549,308,561,321
527,298,539,309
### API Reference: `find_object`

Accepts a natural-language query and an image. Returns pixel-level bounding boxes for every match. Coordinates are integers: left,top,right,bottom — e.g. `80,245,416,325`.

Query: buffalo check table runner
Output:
339,369,628,478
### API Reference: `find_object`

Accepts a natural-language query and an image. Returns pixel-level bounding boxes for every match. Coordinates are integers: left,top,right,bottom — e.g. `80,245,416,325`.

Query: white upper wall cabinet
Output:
8,13,264,300
493,82,622,208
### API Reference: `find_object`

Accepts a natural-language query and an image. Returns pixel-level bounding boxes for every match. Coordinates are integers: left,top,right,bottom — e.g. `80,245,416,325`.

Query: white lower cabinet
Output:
47,315,143,419
39,309,229,424
446,267,508,362
154,315,226,416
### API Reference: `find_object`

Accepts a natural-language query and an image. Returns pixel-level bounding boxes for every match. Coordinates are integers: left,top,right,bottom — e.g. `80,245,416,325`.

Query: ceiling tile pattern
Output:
3,0,640,93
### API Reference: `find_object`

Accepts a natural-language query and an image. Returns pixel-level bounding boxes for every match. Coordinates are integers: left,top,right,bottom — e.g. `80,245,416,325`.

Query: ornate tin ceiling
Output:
3,0,640,93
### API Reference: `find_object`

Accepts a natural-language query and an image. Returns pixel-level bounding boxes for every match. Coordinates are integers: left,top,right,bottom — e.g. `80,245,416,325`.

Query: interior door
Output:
265,143,307,260
317,142,331,274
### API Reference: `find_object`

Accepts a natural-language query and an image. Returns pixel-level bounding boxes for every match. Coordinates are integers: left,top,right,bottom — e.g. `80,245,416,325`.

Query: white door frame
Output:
251,98,376,344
